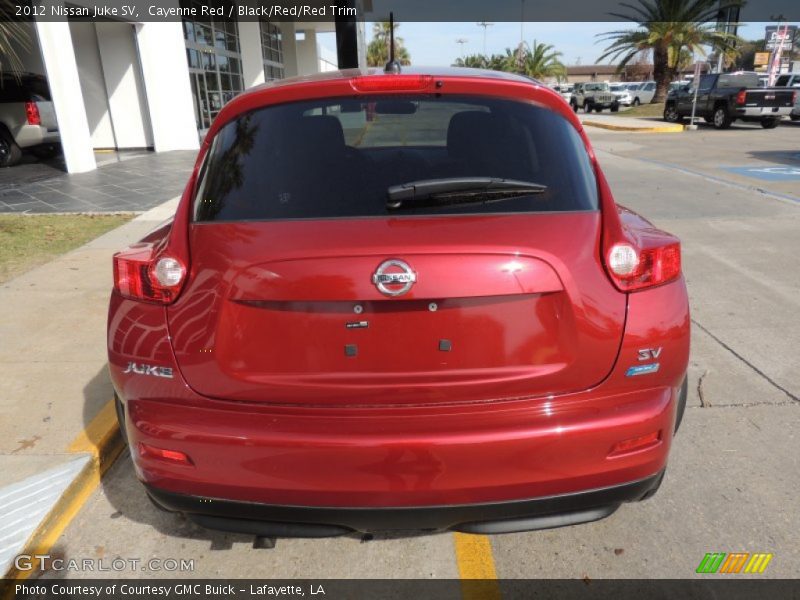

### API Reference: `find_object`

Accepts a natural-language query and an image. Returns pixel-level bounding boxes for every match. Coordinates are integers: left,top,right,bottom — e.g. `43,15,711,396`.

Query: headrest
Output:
292,115,346,154
447,111,495,158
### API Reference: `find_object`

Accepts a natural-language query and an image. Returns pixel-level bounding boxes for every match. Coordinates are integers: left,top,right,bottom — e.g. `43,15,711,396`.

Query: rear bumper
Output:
125,382,678,512
735,106,792,118
146,470,665,536
15,124,60,149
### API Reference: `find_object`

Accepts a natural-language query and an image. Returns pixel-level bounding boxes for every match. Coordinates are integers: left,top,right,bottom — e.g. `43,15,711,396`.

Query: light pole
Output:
477,21,493,56
456,38,468,60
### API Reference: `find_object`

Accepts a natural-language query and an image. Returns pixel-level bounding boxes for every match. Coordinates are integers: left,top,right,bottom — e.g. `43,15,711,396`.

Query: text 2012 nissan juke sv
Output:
108,67,689,537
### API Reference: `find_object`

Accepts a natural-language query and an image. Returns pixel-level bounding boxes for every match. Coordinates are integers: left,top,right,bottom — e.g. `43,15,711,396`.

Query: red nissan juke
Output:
108,68,690,537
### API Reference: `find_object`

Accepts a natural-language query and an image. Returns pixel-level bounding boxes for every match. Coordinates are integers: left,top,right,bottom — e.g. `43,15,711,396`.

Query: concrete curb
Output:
583,120,685,133
1,401,124,585
1,198,180,586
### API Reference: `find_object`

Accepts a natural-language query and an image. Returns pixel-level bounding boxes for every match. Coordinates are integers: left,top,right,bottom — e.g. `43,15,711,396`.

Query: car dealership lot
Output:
36,123,800,580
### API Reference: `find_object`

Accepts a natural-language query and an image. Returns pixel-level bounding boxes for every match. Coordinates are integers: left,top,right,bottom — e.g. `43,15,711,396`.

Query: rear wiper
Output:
386,177,547,211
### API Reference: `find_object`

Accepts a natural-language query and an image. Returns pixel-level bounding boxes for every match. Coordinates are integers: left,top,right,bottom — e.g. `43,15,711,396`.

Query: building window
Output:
181,0,243,130
259,20,285,81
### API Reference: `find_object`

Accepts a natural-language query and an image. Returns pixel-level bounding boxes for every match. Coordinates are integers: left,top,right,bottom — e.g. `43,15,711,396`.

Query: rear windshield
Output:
717,73,759,89
0,75,51,102
194,95,598,222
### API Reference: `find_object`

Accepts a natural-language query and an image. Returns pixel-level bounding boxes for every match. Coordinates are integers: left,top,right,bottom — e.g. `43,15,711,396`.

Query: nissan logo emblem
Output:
372,259,417,297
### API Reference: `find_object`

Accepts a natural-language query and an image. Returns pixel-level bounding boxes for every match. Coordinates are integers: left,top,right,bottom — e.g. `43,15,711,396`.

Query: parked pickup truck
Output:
663,71,796,129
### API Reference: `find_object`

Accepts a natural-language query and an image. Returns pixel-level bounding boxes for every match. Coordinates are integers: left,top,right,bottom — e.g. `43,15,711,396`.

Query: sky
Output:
358,21,779,67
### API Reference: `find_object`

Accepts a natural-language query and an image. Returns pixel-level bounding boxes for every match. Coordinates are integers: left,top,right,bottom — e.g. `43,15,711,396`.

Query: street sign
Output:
754,52,770,66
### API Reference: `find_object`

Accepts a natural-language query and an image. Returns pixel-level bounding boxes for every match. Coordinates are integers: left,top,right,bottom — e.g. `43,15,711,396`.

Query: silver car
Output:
0,72,60,167
775,73,800,121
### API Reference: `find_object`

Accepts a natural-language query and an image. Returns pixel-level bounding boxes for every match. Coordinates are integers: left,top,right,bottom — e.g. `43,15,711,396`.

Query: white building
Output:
11,0,365,173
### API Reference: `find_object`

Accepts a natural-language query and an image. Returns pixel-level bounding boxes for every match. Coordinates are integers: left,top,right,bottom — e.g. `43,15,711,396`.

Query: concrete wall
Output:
239,20,265,88
95,22,153,148
35,18,96,173
296,28,319,76
135,21,199,152
68,21,116,149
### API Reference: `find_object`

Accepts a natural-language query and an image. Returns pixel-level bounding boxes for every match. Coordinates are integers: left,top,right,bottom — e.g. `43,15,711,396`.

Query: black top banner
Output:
5,0,800,22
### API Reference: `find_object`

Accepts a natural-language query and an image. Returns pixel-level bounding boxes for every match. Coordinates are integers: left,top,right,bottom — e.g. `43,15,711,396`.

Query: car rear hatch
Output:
744,88,795,108
167,90,626,406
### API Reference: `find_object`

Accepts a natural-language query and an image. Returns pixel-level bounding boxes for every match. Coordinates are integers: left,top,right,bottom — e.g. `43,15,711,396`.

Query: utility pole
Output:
456,38,468,60
477,21,493,56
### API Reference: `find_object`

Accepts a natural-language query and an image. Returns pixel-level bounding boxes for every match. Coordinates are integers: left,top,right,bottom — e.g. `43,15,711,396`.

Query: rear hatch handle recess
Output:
387,177,547,211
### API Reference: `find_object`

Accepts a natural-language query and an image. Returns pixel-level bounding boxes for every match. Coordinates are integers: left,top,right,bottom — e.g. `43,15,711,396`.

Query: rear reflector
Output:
605,242,681,292
113,245,186,304
25,101,41,126
608,431,661,457
139,443,193,466
351,74,434,92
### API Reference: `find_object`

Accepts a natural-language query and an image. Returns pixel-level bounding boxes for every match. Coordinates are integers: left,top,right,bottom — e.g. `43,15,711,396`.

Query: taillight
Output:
735,89,747,105
138,443,193,466
113,244,186,304
350,74,434,92
605,241,681,292
25,101,41,126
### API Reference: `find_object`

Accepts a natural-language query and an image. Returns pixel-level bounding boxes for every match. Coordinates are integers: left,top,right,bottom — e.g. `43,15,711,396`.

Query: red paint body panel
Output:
107,69,690,519
168,213,626,405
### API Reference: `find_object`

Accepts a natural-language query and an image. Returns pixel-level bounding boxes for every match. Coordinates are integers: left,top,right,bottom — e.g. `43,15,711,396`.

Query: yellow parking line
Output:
453,532,501,600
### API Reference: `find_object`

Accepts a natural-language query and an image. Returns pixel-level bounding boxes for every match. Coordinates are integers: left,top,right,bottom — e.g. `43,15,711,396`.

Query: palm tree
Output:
453,54,490,69
519,40,567,80
0,2,31,78
596,0,744,103
366,21,411,67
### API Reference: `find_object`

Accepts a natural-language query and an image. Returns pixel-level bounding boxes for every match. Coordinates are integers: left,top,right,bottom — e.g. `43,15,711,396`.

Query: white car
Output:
609,83,633,106
629,81,657,106
551,83,574,104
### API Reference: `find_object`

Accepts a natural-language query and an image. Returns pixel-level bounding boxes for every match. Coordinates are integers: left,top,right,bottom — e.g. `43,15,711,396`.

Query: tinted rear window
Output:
194,95,597,222
0,75,51,102
718,73,759,88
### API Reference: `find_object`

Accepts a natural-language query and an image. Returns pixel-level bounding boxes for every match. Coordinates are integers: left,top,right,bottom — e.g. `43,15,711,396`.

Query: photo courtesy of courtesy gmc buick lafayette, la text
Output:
107,66,690,538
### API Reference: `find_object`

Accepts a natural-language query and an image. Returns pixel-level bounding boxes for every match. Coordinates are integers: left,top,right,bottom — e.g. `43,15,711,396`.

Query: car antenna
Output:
384,12,402,73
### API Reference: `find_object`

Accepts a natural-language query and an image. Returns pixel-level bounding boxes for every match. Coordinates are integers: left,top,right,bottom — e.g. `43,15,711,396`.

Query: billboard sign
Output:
765,25,797,51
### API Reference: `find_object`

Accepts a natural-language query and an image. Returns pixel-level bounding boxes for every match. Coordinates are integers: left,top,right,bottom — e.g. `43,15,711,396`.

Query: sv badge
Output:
638,347,663,361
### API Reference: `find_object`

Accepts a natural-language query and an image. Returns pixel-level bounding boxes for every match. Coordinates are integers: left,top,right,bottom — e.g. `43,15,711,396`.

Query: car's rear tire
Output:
663,103,682,123
571,101,578,113
0,128,22,168
712,106,732,129
632,98,641,107
791,114,800,121
760,117,780,129
674,376,688,434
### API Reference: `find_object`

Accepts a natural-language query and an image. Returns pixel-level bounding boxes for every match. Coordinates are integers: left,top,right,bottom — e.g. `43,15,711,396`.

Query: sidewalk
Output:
0,197,180,578
578,113,684,133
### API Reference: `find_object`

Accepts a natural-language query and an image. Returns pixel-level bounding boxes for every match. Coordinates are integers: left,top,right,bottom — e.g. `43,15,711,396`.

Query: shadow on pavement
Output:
746,149,800,168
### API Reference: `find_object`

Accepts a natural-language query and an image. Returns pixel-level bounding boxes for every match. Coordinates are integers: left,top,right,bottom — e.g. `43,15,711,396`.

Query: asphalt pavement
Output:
18,121,800,581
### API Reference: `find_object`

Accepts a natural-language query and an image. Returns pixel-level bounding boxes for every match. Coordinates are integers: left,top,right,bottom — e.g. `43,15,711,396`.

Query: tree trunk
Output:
652,43,671,103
